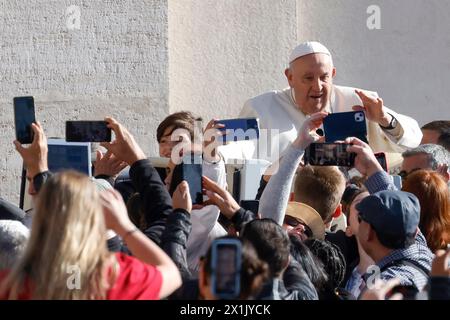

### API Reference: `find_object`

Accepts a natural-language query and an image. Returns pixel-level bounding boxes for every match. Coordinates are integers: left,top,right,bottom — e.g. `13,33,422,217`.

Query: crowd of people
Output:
0,41,449,300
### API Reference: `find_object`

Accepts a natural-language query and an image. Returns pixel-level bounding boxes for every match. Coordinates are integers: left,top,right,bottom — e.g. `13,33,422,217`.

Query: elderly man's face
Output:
285,53,336,115
401,153,431,177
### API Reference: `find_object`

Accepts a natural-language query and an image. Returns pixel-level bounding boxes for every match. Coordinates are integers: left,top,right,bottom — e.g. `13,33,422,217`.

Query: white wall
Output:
168,0,297,121
298,0,450,125
0,0,169,203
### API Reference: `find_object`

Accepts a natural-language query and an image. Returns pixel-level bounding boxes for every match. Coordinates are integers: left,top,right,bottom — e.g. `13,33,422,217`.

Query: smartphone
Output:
169,153,203,204
66,121,111,142
240,200,259,214
217,118,259,143
304,143,356,167
323,111,368,143
211,238,242,300
13,96,36,144
375,152,388,172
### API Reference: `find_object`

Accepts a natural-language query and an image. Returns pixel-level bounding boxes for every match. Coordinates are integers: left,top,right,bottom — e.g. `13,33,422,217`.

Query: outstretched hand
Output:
353,90,392,127
94,149,128,178
201,175,241,219
345,137,383,177
100,117,146,166
292,112,328,150
13,122,48,178
172,181,192,213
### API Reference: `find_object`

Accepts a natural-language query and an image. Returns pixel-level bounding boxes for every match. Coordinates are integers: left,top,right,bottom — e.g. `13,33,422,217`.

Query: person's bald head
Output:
285,49,336,115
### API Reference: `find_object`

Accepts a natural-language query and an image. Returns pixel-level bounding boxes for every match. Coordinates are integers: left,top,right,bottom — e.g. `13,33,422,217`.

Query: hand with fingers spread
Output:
292,111,328,150
353,90,392,127
431,249,450,278
100,188,135,235
345,137,383,176
100,117,146,166
202,175,241,219
94,149,128,179
172,181,192,213
13,122,49,178
359,278,403,300
203,119,225,163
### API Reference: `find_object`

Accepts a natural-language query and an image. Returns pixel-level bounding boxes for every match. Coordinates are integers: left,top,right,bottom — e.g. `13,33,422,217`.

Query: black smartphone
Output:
375,152,388,172
13,96,36,144
323,111,368,143
169,153,203,204
217,118,259,143
304,143,356,167
240,200,259,214
211,238,242,300
66,121,111,142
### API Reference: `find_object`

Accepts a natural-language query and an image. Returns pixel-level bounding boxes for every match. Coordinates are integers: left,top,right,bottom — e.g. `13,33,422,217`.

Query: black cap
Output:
356,190,420,247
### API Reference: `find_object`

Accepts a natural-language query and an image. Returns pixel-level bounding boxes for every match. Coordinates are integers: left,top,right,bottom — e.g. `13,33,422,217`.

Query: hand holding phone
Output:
211,238,242,300
66,121,111,142
13,96,36,144
345,137,384,176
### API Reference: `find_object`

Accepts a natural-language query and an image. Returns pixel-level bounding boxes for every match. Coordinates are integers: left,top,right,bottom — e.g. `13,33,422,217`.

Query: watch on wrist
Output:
380,114,398,130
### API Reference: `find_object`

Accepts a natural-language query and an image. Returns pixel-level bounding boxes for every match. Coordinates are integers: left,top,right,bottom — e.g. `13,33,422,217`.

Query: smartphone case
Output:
169,154,203,204
218,118,260,142
323,111,368,143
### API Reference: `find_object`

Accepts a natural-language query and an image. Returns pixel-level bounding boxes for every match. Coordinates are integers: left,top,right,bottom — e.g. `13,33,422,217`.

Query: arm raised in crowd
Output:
161,181,193,281
100,188,182,299
202,176,256,232
101,117,173,245
258,112,328,225
13,122,52,193
345,137,397,194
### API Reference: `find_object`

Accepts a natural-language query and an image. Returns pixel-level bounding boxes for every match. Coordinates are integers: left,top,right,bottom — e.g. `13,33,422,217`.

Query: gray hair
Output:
402,144,450,170
0,220,29,270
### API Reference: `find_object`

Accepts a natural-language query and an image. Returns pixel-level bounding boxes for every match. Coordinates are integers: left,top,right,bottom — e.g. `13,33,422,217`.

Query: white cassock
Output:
218,85,422,164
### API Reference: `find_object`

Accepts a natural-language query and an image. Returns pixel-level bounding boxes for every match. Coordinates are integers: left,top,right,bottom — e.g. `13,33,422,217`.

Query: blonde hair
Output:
0,171,117,299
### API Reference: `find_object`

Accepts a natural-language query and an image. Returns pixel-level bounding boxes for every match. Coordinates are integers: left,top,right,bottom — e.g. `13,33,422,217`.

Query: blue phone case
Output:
323,111,368,143
217,118,259,143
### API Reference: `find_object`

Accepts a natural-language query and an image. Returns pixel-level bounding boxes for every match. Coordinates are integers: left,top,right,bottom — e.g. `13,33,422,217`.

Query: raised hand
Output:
353,90,392,127
100,117,146,166
94,149,128,178
345,137,383,176
13,122,48,178
201,175,241,219
292,111,328,150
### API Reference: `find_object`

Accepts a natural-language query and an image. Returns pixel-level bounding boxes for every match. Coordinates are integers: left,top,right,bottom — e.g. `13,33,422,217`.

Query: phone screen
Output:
66,121,111,142
211,241,241,299
305,143,355,167
14,96,36,144
217,118,259,142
